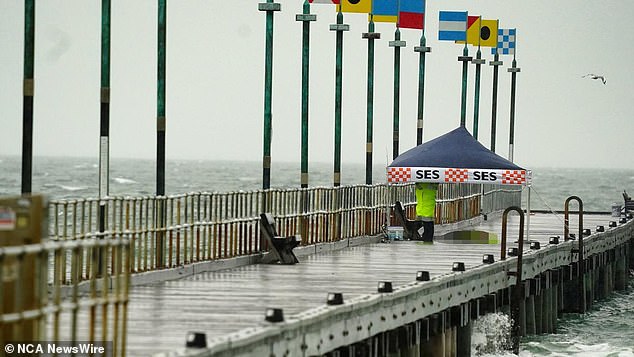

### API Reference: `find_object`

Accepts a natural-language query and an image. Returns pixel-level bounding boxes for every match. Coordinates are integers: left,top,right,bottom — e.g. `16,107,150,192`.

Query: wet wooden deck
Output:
124,212,618,356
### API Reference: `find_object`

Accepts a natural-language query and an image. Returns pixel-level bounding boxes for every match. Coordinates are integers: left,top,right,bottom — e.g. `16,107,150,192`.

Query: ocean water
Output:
1,155,633,356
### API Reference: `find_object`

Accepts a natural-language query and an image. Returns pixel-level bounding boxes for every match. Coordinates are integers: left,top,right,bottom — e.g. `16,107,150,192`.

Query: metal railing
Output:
47,183,521,284
0,236,131,357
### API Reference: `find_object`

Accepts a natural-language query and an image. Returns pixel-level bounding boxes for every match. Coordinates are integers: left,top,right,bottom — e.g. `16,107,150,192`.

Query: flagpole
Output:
458,43,472,127
155,0,168,267
489,21,502,152
330,8,349,187
508,57,520,162
390,5,405,159
258,0,281,204
414,3,430,145
472,17,484,140
508,30,520,162
297,1,316,188
363,16,380,184
21,0,35,194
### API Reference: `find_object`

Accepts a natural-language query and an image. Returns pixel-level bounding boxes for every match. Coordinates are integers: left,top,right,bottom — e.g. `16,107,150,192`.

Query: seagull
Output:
582,73,606,84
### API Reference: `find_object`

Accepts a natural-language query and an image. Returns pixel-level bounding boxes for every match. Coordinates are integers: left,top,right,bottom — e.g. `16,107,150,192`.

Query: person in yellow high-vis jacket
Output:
415,182,438,242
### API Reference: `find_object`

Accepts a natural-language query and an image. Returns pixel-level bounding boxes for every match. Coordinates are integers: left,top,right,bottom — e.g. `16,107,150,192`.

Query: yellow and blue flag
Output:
372,0,397,23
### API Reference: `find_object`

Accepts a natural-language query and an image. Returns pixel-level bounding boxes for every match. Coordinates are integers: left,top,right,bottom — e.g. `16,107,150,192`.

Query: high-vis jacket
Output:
415,183,438,219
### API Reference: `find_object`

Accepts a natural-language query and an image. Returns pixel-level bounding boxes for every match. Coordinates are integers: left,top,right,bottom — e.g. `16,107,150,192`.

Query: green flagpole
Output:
21,0,35,194
458,43,472,127
156,0,167,267
99,0,111,203
414,26,430,145
297,1,315,188
259,0,281,194
330,9,349,187
363,17,380,184
390,25,405,159
472,45,484,140
508,30,520,162
490,50,502,152
157,0,166,196
508,57,520,162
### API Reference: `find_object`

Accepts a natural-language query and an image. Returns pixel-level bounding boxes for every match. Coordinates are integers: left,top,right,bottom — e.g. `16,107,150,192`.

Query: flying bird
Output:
582,73,606,84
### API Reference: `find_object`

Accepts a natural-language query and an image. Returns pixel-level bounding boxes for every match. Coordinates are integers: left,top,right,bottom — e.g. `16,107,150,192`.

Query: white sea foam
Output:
59,185,86,191
114,177,137,184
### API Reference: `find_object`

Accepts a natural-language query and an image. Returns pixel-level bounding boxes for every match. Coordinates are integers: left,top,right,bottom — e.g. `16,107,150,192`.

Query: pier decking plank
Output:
123,213,617,356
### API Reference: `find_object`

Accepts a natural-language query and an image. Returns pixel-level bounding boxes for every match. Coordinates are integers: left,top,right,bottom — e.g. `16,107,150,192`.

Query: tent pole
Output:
526,186,531,242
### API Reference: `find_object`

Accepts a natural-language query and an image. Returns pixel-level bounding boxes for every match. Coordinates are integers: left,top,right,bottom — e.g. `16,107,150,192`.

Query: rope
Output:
529,186,567,228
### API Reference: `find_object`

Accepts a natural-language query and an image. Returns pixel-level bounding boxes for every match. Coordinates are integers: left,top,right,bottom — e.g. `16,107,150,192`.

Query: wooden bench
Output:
259,213,300,264
393,201,424,241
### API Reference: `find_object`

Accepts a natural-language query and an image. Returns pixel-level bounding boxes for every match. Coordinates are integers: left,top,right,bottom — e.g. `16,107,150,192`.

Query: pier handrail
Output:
45,183,520,284
564,195,585,313
500,206,525,355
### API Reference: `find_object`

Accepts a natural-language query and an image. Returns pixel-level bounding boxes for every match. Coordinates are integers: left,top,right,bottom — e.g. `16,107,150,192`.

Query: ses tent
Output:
387,126,530,186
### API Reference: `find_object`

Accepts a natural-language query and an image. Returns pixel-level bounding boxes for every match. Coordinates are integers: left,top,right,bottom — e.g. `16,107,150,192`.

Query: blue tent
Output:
387,127,530,186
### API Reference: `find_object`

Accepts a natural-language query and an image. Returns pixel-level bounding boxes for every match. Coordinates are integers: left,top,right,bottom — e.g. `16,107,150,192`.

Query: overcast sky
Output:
1,0,633,170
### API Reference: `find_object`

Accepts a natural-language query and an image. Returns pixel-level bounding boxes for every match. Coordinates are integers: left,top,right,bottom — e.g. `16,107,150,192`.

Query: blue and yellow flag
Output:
372,0,397,23
339,0,372,14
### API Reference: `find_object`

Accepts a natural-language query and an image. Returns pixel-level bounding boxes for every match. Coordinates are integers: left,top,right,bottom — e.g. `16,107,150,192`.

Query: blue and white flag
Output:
492,28,515,55
438,11,467,41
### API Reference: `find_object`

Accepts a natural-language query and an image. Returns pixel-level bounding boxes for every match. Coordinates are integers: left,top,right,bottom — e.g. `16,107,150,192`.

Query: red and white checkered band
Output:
387,167,411,183
502,170,526,185
444,169,469,182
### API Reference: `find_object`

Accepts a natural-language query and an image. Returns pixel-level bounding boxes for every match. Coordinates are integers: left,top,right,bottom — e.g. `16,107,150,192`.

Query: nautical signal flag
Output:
399,0,425,29
438,11,467,41
456,17,498,47
339,0,372,14
309,0,340,4
372,0,397,23
492,28,516,55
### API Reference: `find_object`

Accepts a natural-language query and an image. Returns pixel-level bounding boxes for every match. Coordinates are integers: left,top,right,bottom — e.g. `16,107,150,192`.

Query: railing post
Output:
501,206,525,355
564,196,585,313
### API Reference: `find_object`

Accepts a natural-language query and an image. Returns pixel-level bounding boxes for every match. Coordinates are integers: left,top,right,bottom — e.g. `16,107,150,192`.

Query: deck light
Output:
378,281,393,293
483,254,494,264
185,332,207,348
609,221,617,227
568,233,576,240
416,271,430,281
619,218,627,224
507,248,519,257
265,308,284,323
452,262,465,272
582,228,591,236
530,241,540,250
327,292,344,305
549,236,560,245
596,225,604,232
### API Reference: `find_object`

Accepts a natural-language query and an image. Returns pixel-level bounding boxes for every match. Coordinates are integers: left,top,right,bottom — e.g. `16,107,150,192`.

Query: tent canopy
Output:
388,127,530,186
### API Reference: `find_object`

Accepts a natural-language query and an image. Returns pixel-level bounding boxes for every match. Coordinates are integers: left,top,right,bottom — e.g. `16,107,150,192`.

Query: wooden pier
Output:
2,188,633,357
117,212,632,356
